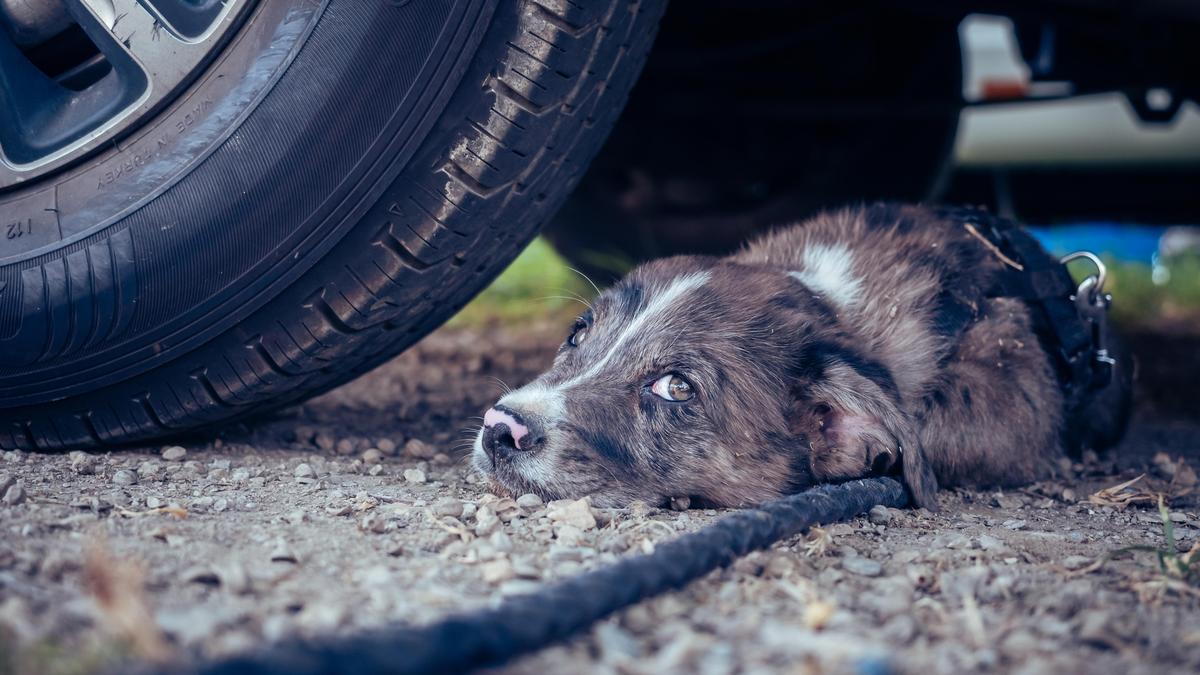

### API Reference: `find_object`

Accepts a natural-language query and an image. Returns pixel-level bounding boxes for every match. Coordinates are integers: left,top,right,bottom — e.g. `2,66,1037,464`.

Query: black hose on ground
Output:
181,477,909,675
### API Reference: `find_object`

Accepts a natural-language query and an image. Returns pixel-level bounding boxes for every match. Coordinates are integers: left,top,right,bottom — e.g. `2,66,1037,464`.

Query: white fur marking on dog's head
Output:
559,270,711,391
788,243,862,308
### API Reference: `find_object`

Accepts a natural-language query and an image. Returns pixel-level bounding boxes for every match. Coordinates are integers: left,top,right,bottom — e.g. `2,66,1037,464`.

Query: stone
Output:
294,463,315,479
376,438,398,455
546,498,597,530
137,460,161,480
68,452,97,475
595,621,641,662
2,482,25,506
1077,610,1113,645
0,473,13,496
992,492,1025,510
112,469,138,486
270,540,298,563
403,439,437,459
868,505,892,525
433,497,464,518
1002,519,1027,530
361,448,384,465
475,506,500,536
516,493,543,515
494,498,520,522
481,558,516,584
554,524,585,546
487,530,514,554
161,446,187,462
511,557,541,579
403,469,427,484
977,534,1006,551
360,513,389,534
1062,555,1092,570
668,496,691,511
842,556,883,577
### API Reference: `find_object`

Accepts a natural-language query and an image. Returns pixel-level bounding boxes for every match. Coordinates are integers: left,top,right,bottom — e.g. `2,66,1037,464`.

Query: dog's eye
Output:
568,322,588,347
651,374,694,401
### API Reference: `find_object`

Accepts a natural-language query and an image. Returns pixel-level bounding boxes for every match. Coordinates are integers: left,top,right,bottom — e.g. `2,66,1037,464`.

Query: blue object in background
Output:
1028,223,1168,265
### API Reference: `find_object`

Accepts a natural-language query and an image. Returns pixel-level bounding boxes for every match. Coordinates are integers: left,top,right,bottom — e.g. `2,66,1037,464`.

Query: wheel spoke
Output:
141,0,228,41
0,0,247,187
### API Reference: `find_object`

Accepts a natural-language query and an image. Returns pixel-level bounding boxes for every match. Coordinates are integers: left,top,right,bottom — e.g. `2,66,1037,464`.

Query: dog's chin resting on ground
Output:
471,203,1128,510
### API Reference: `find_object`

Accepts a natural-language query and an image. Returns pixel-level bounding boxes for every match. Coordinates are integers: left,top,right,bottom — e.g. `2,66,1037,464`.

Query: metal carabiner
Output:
1060,251,1107,303
1061,251,1116,368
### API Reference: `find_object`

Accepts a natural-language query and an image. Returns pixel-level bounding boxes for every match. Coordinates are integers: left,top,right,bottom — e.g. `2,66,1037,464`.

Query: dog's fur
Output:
472,204,1128,509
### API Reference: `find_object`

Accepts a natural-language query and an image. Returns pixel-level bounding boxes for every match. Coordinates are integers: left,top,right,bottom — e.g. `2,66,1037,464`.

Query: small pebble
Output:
516,493,543,515
112,469,138,486
668,496,690,511
361,448,384,465
69,452,97,475
137,461,161,480
475,506,500,536
868,505,892,525
1063,555,1092,570
376,438,398,455
403,439,437,459
161,446,187,462
481,558,516,584
269,540,298,563
547,498,597,530
977,534,1005,551
555,524,585,546
842,556,883,577
294,463,315,479
1002,519,1027,530
403,469,427,484
433,497,464,518
3,482,25,506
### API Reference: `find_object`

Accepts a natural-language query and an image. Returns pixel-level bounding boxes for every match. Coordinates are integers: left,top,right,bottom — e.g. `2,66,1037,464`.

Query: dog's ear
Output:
788,344,939,509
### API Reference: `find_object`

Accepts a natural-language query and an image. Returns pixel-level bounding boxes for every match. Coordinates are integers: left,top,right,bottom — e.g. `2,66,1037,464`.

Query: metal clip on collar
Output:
1060,251,1116,375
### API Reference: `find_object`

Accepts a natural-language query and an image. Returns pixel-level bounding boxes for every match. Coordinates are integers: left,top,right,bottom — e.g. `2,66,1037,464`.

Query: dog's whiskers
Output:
565,266,603,297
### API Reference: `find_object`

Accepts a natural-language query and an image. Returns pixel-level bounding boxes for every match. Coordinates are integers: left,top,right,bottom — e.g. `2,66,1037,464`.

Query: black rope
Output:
170,477,908,675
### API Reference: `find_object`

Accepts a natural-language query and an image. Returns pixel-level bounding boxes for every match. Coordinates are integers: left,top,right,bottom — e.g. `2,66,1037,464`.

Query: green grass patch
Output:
1066,254,1200,330
449,238,596,327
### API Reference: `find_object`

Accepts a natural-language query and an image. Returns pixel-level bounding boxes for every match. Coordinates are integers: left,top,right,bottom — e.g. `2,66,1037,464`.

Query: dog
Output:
471,203,1131,509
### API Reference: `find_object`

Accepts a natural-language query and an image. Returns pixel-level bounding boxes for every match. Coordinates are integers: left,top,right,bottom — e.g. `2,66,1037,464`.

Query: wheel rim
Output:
0,0,252,188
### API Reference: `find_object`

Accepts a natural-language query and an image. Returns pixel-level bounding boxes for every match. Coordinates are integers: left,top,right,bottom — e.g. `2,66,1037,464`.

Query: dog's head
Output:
471,255,937,508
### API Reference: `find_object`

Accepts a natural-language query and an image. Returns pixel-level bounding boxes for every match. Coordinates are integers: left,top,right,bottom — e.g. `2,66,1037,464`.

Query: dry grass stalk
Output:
1088,474,1161,510
82,536,173,663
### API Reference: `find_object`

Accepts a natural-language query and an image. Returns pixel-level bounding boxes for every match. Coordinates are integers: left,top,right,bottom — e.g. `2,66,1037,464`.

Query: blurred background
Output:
460,8,1200,345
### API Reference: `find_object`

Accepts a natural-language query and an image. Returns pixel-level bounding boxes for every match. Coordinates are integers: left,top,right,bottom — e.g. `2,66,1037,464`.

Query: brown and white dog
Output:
472,204,1129,509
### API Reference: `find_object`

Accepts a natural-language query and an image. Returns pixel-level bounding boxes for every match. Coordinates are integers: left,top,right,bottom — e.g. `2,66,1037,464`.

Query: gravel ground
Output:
1,323,1198,675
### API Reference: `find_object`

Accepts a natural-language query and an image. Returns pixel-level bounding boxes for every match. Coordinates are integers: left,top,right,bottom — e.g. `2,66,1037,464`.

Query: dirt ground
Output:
1,322,1198,675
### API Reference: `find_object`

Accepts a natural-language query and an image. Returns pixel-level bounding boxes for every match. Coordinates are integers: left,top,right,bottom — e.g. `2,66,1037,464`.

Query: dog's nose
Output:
482,406,542,461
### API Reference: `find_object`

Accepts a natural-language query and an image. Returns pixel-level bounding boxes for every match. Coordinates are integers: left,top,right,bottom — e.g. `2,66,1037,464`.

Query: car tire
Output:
0,0,666,450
